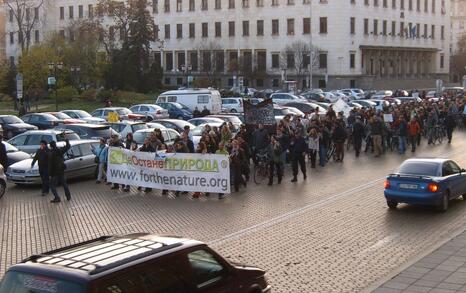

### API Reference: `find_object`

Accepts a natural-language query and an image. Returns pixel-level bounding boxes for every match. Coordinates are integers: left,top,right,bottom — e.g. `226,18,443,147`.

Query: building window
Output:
165,24,170,39
303,18,310,34
391,21,396,36
177,24,182,38
431,24,435,39
287,0,295,5
287,18,294,35
416,0,420,10
9,9,13,22
154,25,159,39
190,51,198,71
257,0,264,7
153,0,158,13
176,0,182,11
432,0,435,13
272,53,279,68
257,20,264,36
60,7,64,20
382,20,387,35
202,0,208,10
350,52,355,68
272,0,279,5
257,51,266,71
202,22,208,37
424,0,428,12
34,7,39,20
88,4,93,18
364,19,369,35
189,0,195,11
229,0,235,8
319,17,327,34
243,21,249,36
215,0,221,9
166,52,173,71
401,0,404,9
189,23,195,38
440,54,444,68
164,0,170,12
400,21,404,36
78,5,83,18
242,0,249,8
319,52,327,68
272,79,279,87
69,30,75,41
350,17,355,35
287,53,294,69
34,30,39,43
215,22,221,37
229,21,235,36
59,30,65,38
9,32,14,44
272,19,279,35
373,19,378,35
69,6,73,19
392,0,396,8
440,25,444,39
383,0,387,7
423,23,427,38
408,0,412,10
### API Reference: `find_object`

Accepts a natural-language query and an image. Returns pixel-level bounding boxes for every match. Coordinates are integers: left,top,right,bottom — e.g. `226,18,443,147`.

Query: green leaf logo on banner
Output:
109,149,125,164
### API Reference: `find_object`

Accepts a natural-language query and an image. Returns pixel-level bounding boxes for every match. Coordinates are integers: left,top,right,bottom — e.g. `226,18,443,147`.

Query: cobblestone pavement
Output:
2,133,466,292
375,231,466,293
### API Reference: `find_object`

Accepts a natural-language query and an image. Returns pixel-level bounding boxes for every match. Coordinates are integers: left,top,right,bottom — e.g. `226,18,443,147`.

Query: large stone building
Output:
450,0,465,84
3,0,452,90
0,0,5,58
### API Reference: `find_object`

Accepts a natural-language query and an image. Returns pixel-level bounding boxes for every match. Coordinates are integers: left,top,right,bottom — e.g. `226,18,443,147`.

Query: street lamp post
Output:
48,61,63,111
70,66,81,91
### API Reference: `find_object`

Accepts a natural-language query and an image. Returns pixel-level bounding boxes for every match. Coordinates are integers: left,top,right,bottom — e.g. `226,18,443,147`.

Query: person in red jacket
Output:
407,117,421,152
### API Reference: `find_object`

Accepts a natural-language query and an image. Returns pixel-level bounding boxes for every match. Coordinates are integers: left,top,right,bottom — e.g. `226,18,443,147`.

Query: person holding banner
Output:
109,135,125,191
230,139,246,192
268,136,283,185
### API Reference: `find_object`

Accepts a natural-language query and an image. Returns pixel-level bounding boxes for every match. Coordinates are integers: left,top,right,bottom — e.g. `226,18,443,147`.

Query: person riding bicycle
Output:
426,110,438,145
252,124,270,166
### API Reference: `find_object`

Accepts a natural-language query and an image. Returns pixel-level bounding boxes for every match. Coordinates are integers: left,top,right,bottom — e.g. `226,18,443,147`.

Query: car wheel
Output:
387,199,398,209
7,131,13,139
230,109,237,113
437,191,449,212
0,180,6,199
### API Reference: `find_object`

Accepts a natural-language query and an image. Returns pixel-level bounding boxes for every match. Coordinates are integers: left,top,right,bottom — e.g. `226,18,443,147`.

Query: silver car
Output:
6,140,99,185
7,130,80,154
0,164,6,198
129,104,169,120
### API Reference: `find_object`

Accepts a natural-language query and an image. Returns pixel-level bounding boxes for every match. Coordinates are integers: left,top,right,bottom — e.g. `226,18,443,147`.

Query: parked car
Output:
395,96,422,104
208,114,243,128
133,128,180,146
0,115,37,139
21,113,63,130
7,129,80,154
146,122,167,130
188,117,225,127
301,91,325,102
60,110,106,124
370,99,390,109
153,119,195,133
46,112,86,124
282,106,305,118
370,90,393,100
384,158,466,212
54,124,118,140
129,104,169,120
6,139,99,185
322,92,339,103
3,141,30,167
222,97,244,113
0,233,271,293
156,102,193,120
91,107,145,121
285,101,327,116
274,106,299,122
109,121,148,138
352,99,376,108
156,88,222,114
243,98,264,105
0,163,5,199
270,93,303,105
192,122,224,148
340,88,365,99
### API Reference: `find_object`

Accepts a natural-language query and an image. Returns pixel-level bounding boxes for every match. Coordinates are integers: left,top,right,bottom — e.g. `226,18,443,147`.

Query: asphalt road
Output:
2,132,466,292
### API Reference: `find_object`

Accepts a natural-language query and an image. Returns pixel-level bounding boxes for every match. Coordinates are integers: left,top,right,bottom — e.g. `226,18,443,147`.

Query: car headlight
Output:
26,169,39,175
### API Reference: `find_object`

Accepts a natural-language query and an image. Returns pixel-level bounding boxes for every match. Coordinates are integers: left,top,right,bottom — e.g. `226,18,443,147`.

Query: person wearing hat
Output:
31,140,50,196
48,138,71,203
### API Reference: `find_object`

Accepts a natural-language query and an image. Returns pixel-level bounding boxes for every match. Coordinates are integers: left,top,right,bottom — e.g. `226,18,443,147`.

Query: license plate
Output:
399,183,418,189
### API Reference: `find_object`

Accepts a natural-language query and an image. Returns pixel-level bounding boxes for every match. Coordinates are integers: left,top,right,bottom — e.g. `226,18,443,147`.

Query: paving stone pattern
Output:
2,134,466,292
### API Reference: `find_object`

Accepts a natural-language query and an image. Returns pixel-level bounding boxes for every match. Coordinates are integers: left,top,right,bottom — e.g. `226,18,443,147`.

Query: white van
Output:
156,89,222,114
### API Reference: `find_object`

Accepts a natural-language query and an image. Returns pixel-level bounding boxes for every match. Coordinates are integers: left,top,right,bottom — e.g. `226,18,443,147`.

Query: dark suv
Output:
0,233,271,293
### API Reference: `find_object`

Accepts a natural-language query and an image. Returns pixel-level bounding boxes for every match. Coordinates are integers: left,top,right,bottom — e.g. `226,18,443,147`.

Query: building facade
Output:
451,0,465,53
3,0,452,90
0,0,5,58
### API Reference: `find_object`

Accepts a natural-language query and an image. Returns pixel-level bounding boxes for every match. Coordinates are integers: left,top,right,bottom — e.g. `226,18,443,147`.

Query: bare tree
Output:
280,40,319,89
451,35,466,83
197,40,223,87
5,0,45,52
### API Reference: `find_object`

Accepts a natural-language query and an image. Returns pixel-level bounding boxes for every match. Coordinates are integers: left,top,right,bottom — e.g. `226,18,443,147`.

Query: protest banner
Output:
243,99,275,126
107,147,231,193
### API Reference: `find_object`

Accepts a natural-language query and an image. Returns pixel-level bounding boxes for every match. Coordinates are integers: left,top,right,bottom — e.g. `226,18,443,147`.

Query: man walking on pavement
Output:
370,116,383,157
49,139,71,203
407,117,421,152
352,117,365,157
0,135,7,170
290,130,307,182
31,140,50,196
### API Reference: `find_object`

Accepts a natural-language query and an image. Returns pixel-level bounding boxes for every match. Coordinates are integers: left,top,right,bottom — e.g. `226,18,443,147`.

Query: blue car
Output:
384,158,466,212
156,102,193,120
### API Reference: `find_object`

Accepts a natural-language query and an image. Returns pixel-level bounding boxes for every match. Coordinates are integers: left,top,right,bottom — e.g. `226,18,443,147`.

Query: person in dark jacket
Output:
0,135,7,170
49,139,71,203
397,116,408,154
230,139,246,192
31,140,50,196
123,133,138,192
268,136,283,185
352,117,365,157
201,106,211,117
445,113,457,144
332,119,347,162
290,130,307,182
109,135,125,190
138,138,155,193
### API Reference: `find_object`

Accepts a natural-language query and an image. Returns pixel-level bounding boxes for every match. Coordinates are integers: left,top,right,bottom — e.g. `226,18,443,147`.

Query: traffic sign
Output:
16,73,23,100
48,76,56,86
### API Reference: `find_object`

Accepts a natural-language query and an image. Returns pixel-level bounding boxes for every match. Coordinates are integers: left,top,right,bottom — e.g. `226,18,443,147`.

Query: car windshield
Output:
3,142,18,152
52,113,72,119
42,114,59,121
88,127,114,138
73,110,91,118
1,116,23,124
132,123,148,132
173,103,189,110
397,161,439,176
57,132,80,141
0,271,85,293
116,108,131,115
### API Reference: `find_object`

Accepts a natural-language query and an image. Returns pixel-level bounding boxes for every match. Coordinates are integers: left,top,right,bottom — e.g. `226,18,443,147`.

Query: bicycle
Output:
326,143,337,161
431,125,446,145
253,152,270,185
390,135,399,151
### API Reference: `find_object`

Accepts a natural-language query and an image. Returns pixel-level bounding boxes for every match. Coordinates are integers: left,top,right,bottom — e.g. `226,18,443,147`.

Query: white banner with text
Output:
107,147,231,193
